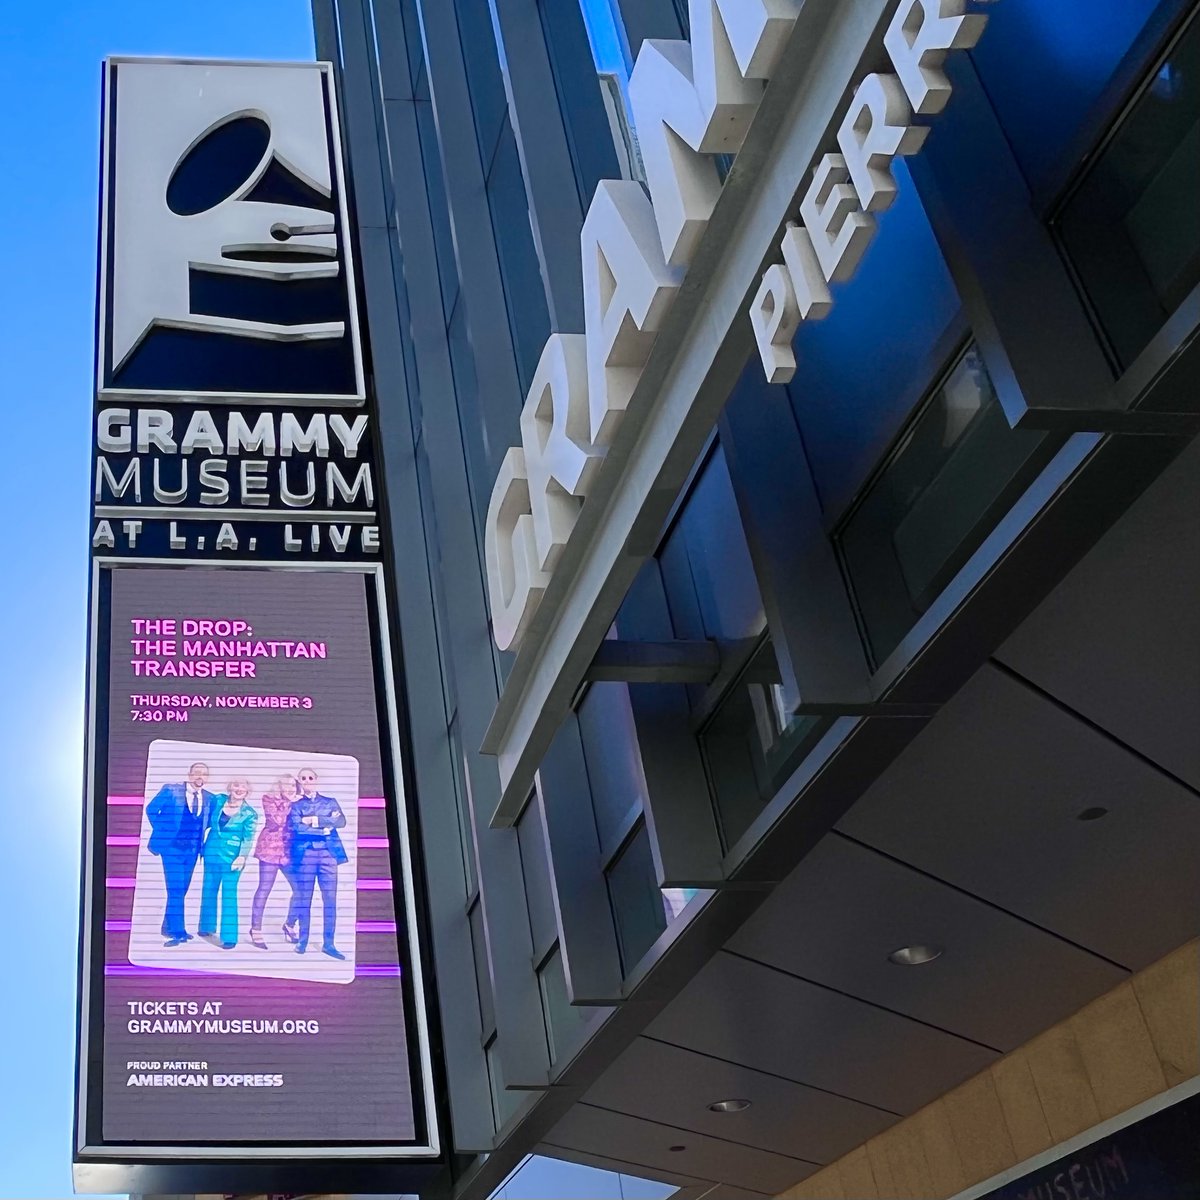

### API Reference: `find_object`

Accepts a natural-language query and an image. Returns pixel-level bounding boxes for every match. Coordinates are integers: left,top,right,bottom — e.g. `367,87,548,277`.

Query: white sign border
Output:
76,557,441,1161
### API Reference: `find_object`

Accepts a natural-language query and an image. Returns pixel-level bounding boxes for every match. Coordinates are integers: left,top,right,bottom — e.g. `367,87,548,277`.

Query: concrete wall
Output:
780,938,1200,1199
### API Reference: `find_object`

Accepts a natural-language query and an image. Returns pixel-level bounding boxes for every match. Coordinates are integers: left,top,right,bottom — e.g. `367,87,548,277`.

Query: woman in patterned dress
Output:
248,774,300,949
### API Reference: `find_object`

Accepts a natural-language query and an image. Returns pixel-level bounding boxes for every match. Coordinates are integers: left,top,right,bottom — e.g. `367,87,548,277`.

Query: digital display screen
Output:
84,562,433,1151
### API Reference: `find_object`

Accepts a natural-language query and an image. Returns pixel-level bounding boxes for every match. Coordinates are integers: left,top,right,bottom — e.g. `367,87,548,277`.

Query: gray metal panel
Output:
489,0,587,331
613,0,685,57
517,790,558,957
619,563,726,887
837,662,1200,970
728,834,1126,1052
312,0,340,63
908,55,1119,431
370,0,416,100
418,0,526,470
646,952,997,1115
544,1102,815,1194
582,1036,898,1163
333,0,532,1149
331,0,496,1150
333,0,393,233
367,0,553,1098
996,436,1200,792
535,715,626,1004
718,375,872,711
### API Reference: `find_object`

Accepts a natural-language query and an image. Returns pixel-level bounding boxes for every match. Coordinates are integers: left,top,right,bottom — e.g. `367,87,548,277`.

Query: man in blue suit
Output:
289,767,348,960
146,761,215,947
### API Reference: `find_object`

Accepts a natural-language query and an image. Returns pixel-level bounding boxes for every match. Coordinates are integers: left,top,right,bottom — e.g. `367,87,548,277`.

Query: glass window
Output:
659,446,764,645
540,0,622,204
1055,11,1200,372
611,0,684,59
485,1034,516,1127
537,945,588,1061
518,797,557,955
447,297,497,554
455,0,508,169
784,160,963,521
699,638,824,849
399,0,425,86
415,92,460,322
487,124,552,397
970,0,1162,196
469,899,495,1035
449,715,477,896
835,344,1049,667
577,681,646,857
605,819,667,972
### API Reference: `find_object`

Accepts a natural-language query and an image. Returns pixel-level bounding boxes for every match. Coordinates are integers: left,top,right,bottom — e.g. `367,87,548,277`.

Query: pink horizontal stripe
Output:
110,795,388,807
107,919,394,934
106,964,400,977
107,964,200,976
106,834,387,848
111,878,393,888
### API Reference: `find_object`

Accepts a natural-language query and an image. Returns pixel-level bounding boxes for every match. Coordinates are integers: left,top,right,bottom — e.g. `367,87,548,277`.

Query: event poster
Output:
96,564,424,1146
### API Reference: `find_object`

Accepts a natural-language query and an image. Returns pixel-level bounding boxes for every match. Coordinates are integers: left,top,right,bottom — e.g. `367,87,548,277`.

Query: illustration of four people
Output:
145,761,348,960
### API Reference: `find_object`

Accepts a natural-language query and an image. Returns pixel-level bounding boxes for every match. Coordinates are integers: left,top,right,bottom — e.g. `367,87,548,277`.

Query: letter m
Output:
629,0,801,266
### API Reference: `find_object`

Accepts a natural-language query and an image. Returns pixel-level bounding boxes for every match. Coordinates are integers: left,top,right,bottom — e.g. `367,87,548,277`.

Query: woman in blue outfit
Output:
199,777,259,949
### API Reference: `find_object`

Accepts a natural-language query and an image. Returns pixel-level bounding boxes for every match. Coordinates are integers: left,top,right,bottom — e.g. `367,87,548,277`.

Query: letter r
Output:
884,0,988,116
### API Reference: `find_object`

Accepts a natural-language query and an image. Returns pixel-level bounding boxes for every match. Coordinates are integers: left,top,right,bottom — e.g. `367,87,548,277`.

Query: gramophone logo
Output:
99,59,364,404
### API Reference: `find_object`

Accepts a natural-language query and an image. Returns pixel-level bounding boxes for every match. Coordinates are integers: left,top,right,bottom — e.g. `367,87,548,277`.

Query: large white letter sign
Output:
749,266,800,384
748,221,833,383
780,222,833,321
486,448,550,652
799,154,876,283
836,73,928,212
520,334,601,572
884,0,989,115
581,181,684,449
629,0,801,266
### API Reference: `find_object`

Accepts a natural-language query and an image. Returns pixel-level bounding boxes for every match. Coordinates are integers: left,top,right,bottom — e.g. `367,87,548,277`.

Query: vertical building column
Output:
907,56,1116,430
416,0,526,451
408,0,555,1101
488,0,619,331
718,369,874,714
313,0,497,1154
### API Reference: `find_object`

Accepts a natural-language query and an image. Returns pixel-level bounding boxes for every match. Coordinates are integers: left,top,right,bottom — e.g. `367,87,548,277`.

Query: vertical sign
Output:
76,59,442,1194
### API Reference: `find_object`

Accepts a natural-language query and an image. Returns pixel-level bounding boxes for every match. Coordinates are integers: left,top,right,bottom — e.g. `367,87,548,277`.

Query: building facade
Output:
315,1,1200,1197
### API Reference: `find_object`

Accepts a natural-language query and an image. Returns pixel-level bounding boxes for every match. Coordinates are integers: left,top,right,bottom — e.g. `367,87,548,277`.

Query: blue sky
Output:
0,4,313,1195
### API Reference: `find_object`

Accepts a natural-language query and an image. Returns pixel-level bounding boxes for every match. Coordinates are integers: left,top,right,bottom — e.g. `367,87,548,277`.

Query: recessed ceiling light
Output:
708,1098,752,1113
1077,806,1109,821
888,944,943,966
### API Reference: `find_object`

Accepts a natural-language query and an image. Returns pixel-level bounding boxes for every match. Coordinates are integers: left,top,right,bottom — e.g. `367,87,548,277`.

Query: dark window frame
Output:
1048,2,1200,378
